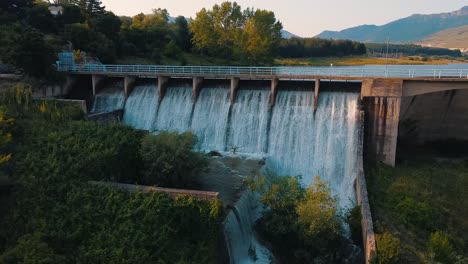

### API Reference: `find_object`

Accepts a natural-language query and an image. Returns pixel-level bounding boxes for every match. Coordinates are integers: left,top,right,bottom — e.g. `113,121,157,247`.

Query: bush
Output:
428,231,455,263
395,197,432,228
140,131,208,187
375,232,401,264
346,205,363,247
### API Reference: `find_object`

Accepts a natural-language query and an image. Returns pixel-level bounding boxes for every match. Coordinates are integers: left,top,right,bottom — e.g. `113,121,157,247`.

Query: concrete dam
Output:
59,62,468,263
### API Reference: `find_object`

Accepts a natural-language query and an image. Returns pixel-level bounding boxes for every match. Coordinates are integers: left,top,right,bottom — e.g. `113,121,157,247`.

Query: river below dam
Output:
93,79,361,263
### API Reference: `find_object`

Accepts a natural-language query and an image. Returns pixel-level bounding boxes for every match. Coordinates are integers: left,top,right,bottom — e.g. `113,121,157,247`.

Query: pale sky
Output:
101,0,468,37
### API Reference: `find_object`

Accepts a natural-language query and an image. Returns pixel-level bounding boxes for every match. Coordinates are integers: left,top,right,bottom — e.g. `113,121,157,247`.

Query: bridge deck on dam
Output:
56,64,468,81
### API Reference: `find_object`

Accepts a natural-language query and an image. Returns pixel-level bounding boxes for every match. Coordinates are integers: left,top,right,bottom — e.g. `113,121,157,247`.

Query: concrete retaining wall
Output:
89,181,219,201
356,110,377,264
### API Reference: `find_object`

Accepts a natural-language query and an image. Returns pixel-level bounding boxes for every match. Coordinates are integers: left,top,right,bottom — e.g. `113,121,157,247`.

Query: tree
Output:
90,11,121,41
139,131,208,188
172,16,191,52
0,25,55,77
58,4,84,25
190,8,217,54
0,0,33,16
26,4,57,33
243,9,282,63
296,176,341,238
77,0,104,18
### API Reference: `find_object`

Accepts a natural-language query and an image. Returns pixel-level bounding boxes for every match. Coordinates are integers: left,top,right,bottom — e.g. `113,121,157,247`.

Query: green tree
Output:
139,131,208,188
243,9,282,63
58,4,84,25
0,25,55,77
190,8,217,54
0,111,13,167
77,0,105,18
172,16,191,52
296,176,340,237
25,4,57,33
90,11,121,41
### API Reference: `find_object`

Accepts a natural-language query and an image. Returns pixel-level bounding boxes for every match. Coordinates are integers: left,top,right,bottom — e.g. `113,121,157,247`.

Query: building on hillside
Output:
48,5,63,16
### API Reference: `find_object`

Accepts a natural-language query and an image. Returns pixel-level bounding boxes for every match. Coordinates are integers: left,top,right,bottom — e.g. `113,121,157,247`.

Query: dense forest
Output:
366,43,462,57
279,37,367,58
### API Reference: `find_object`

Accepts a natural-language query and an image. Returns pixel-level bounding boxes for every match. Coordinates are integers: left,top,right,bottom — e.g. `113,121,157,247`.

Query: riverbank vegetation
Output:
0,84,222,263
367,145,468,263
248,174,362,263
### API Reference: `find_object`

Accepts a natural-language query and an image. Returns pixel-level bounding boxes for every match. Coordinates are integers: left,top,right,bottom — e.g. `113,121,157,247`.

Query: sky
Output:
100,0,468,37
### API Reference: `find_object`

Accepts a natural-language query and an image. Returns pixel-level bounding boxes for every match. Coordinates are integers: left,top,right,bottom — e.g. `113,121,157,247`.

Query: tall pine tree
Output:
78,0,105,18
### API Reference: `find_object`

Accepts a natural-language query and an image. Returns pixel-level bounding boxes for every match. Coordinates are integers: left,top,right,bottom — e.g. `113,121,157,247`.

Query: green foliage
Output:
428,231,455,263
0,25,55,77
0,111,13,167
58,5,85,25
252,174,347,262
0,233,66,264
375,232,401,264
367,160,468,261
346,205,363,247
190,1,282,64
279,37,366,58
163,40,182,59
25,4,57,33
365,43,462,57
0,103,221,263
90,11,121,41
140,131,208,187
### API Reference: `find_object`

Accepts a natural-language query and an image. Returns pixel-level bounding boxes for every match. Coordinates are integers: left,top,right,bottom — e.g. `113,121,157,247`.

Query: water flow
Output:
190,86,231,151
227,88,270,154
224,190,273,264
122,84,159,130
155,85,193,132
91,81,125,113
268,90,359,208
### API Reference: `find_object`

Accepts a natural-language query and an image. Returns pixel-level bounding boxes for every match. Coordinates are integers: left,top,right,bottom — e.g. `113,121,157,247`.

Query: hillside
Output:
281,30,301,39
317,6,468,43
419,25,468,53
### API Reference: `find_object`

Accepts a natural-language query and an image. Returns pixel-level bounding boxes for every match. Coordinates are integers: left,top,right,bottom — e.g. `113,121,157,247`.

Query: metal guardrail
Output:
56,63,468,79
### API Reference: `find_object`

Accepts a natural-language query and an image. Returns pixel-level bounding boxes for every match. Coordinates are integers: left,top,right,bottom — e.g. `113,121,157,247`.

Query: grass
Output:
275,55,467,66
117,52,243,66
366,146,468,263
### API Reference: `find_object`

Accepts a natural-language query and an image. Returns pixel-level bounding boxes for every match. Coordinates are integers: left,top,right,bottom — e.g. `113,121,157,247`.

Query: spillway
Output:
118,79,361,263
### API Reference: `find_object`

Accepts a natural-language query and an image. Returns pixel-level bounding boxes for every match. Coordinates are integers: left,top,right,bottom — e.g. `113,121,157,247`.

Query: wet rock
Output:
208,150,222,157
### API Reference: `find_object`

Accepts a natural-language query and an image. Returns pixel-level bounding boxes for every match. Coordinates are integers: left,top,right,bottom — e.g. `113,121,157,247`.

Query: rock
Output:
208,150,222,157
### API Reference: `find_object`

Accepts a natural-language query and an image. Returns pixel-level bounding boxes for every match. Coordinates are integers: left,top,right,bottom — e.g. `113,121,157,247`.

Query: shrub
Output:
346,205,363,247
395,197,432,228
428,231,455,263
375,232,400,264
140,131,208,187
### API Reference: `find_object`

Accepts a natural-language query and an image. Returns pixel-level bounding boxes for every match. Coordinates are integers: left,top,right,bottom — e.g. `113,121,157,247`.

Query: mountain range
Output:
316,6,468,45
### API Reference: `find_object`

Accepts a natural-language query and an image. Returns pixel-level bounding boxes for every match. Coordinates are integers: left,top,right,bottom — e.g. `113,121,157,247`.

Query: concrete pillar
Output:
91,75,106,96
314,79,320,112
230,77,240,106
193,77,204,102
61,75,78,98
124,76,136,99
364,97,401,167
270,78,279,107
158,76,170,101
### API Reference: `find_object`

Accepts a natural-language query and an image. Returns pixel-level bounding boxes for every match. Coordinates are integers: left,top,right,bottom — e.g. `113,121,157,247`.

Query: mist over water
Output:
95,80,360,263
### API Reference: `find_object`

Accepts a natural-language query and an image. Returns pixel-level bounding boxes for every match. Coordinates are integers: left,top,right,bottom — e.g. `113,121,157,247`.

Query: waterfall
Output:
227,88,270,154
190,86,231,151
91,82,125,113
268,91,359,208
121,80,361,263
224,190,273,264
154,85,193,132
122,84,159,130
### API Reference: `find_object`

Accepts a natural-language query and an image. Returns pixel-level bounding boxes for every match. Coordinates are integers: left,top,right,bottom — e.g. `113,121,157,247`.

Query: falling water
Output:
268,90,359,208
224,190,273,264
190,86,231,151
227,88,271,154
122,84,159,130
121,80,361,263
154,85,193,132
91,82,125,113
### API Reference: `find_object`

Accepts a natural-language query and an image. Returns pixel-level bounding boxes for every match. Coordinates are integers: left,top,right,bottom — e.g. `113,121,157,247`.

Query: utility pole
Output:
385,37,390,75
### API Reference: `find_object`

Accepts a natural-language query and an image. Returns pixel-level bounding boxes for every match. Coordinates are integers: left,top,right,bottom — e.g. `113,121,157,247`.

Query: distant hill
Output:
316,6,468,43
419,25,468,53
281,30,301,39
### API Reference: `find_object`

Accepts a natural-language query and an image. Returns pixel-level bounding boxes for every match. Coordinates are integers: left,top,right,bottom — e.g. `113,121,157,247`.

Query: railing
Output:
56,63,468,79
